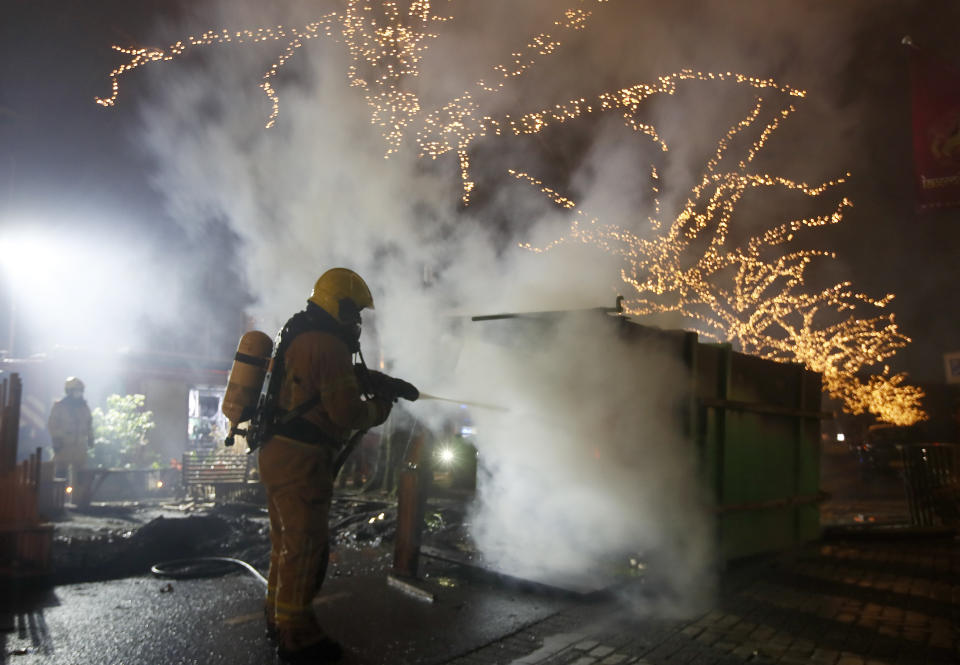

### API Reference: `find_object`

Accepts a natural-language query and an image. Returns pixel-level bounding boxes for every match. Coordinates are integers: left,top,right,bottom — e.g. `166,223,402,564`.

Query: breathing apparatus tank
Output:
222,330,273,446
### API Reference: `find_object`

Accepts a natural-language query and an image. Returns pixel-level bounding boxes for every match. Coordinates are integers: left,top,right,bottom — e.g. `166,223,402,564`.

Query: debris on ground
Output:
47,492,470,585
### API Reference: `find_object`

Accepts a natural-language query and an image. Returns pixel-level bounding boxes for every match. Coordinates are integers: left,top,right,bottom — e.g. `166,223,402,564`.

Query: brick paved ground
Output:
443,536,959,665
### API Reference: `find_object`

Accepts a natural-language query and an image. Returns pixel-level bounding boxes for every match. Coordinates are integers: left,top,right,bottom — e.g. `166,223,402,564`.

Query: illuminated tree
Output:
91,394,159,469
96,0,925,424
518,97,926,426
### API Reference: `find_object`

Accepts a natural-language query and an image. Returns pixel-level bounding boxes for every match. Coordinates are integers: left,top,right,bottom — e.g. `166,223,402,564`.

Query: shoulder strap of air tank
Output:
269,309,334,424
257,312,306,430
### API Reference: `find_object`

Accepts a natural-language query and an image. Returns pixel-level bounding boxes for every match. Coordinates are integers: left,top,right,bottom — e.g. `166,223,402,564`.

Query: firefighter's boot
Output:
277,633,343,663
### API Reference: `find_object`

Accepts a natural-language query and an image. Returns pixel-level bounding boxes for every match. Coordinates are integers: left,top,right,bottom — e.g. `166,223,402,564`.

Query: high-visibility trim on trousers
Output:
258,435,335,639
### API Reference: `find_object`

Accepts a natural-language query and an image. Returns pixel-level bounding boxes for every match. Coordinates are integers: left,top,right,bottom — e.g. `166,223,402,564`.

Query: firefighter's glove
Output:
365,369,419,403
385,376,419,402
370,397,393,426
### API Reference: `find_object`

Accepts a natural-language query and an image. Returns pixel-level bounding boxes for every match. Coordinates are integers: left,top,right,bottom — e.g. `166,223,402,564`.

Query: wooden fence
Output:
0,373,54,582
181,450,262,502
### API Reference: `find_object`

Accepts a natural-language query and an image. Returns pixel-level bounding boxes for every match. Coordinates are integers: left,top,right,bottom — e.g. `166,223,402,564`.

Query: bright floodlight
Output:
0,229,72,304
438,447,455,466
0,224,139,353
0,235,50,278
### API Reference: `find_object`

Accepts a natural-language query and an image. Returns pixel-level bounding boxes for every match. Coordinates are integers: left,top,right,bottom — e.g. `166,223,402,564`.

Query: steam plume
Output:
132,0,873,609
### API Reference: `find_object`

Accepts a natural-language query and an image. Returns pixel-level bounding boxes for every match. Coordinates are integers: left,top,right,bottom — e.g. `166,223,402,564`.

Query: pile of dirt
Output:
47,492,479,586
49,500,269,584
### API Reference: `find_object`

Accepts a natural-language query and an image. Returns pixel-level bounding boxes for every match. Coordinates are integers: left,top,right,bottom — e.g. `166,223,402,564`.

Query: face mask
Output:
338,299,362,342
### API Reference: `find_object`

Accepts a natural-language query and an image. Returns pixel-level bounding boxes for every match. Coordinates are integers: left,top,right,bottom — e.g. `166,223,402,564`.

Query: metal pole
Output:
392,431,431,578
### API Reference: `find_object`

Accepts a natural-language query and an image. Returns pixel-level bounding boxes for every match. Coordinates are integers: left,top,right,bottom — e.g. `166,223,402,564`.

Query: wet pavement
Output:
446,535,959,665
3,527,957,665
1,546,571,665
440,446,959,665
2,447,958,664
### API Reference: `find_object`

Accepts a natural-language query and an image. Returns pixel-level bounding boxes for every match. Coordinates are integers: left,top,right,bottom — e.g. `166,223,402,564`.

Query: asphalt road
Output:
1,554,572,665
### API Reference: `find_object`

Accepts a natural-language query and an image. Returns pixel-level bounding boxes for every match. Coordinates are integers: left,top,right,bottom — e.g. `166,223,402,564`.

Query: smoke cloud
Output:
133,0,879,609
455,313,713,610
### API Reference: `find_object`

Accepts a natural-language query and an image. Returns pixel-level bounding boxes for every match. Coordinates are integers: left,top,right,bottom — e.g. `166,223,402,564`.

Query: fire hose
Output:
151,556,268,586
148,430,382,584
150,388,504,584
149,495,394,585
149,430,395,585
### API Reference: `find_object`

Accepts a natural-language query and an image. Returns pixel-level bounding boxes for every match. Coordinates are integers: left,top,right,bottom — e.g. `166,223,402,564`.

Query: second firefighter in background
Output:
259,268,392,664
47,376,94,490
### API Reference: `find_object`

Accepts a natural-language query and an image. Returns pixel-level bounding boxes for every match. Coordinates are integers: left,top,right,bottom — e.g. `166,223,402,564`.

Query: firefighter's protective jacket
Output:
277,330,389,445
47,396,93,452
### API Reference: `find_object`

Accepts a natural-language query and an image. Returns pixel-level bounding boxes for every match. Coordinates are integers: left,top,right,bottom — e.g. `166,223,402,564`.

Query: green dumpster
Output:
470,306,826,561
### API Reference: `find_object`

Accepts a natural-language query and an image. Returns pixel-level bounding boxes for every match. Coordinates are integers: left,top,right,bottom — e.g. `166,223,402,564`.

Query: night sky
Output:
1,0,958,389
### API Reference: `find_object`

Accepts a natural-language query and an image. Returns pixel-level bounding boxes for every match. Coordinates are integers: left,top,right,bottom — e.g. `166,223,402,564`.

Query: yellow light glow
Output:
65,486,73,494
519,93,925,426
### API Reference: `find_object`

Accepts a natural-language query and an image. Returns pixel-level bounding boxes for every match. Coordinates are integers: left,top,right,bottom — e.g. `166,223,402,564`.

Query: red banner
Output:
911,50,960,211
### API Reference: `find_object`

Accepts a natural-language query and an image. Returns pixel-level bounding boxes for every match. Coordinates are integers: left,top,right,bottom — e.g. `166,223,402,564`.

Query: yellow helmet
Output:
64,377,84,393
308,268,374,324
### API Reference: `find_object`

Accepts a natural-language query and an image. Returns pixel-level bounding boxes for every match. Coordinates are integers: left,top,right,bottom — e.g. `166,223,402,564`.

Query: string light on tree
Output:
96,0,924,425
519,94,924,426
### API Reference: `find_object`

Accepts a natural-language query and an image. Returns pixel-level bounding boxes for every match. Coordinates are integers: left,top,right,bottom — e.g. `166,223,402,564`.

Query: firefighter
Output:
260,268,393,664
47,377,94,493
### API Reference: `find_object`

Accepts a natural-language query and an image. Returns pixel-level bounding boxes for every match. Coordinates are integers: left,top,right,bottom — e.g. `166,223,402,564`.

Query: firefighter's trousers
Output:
259,435,336,650
53,446,87,488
